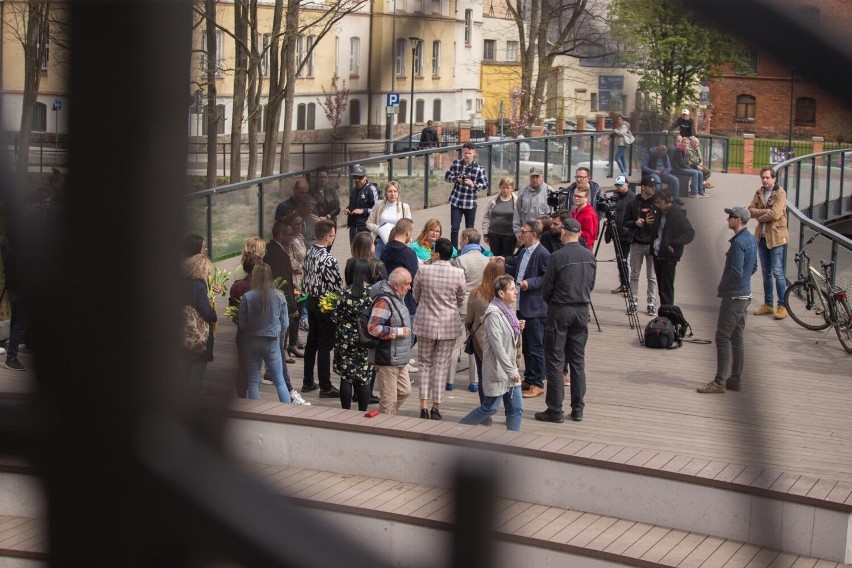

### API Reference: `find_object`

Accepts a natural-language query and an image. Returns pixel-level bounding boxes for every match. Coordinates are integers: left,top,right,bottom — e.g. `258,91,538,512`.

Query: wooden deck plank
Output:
603,522,655,555
766,552,799,568
391,486,449,516
495,500,535,528
374,484,434,513
310,475,371,503
586,519,636,551
549,512,602,544
722,543,763,568
323,476,382,505
745,549,782,568
343,479,407,508
565,515,619,547
357,481,420,511
498,503,550,535
658,533,707,566
677,536,726,568
530,509,583,541
699,540,744,568
640,529,689,563
621,526,671,558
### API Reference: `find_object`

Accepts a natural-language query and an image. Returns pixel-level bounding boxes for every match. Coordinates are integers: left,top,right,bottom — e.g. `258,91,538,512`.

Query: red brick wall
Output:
708,1,852,142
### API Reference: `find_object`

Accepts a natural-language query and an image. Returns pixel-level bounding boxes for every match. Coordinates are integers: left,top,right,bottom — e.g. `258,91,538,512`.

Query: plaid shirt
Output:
302,244,343,298
444,159,488,209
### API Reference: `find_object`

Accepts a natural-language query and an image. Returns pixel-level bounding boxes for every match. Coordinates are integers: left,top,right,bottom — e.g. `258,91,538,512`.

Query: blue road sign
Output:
53,99,62,111
386,93,400,107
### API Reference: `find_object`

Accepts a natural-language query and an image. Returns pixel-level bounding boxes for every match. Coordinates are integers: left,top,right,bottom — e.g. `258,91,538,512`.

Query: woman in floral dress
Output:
333,258,374,411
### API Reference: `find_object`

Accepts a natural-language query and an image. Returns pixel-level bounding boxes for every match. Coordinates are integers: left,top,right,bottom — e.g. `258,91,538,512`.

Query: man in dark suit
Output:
263,220,301,358
505,220,550,398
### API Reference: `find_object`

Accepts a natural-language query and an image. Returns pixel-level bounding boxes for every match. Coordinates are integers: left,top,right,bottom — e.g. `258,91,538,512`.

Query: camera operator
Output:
623,176,659,316
513,167,554,238
606,176,635,299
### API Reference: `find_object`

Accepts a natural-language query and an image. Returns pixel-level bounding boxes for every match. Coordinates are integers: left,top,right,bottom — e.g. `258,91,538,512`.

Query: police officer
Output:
344,164,379,243
536,217,596,423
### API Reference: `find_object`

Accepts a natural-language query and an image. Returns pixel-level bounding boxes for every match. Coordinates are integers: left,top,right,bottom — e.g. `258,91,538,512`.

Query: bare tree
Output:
204,0,219,187
505,0,610,129
6,1,56,179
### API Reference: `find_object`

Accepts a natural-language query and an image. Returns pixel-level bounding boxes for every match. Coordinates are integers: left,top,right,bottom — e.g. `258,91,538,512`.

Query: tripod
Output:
594,211,645,345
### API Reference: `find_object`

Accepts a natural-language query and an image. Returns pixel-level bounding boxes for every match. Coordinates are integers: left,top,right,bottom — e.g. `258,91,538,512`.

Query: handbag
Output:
182,305,210,353
624,131,636,145
463,321,483,355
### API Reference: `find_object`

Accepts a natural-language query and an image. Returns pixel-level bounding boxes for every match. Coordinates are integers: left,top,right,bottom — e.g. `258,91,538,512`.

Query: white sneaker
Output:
261,376,274,385
289,390,311,405
405,363,419,373
408,358,417,365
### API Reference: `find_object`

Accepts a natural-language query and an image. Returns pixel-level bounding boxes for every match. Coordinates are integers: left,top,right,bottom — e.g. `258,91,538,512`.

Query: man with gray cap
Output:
513,166,554,238
344,164,379,242
536,215,596,423
697,205,757,394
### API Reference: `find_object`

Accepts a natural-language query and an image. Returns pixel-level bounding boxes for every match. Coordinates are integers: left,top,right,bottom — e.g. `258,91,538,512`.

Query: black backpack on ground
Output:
644,317,681,349
657,304,693,339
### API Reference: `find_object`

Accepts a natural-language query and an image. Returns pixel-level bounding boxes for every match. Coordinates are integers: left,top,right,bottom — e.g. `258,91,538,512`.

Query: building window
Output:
737,49,758,75
590,93,598,112
736,94,756,122
395,38,407,76
202,104,226,135
464,9,472,46
398,99,407,125
413,40,423,76
416,99,425,122
37,22,49,71
431,41,441,76
350,99,361,125
506,41,518,62
349,37,360,76
483,39,495,61
296,35,315,77
465,99,472,111
433,99,441,122
202,30,225,76
261,33,271,77
32,102,47,132
795,97,816,126
296,103,316,130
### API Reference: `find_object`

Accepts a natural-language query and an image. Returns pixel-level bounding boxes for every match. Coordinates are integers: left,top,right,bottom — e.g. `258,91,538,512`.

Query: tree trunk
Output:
261,0,284,178
246,0,260,181
278,0,299,175
205,0,218,187
229,0,249,183
16,0,50,181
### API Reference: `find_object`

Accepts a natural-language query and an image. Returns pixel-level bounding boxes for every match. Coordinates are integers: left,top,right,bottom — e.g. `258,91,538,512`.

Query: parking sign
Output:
386,93,400,107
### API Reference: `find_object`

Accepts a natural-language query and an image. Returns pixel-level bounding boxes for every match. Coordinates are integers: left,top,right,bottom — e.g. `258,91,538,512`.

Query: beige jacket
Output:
748,186,788,249
365,200,412,240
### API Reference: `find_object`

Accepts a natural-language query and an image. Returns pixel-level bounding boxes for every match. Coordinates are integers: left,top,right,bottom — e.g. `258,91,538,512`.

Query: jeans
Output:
675,168,705,196
304,297,335,390
714,297,751,384
758,239,787,307
450,205,477,250
6,292,26,360
245,336,292,403
615,145,627,175
459,385,523,431
629,243,657,305
373,238,386,262
653,258,678,307
544,304,589,413
520,316,545,387
648,173,680,199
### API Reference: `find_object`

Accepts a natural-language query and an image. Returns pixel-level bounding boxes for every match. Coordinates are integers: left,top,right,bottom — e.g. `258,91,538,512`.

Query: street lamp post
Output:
408,36,420,176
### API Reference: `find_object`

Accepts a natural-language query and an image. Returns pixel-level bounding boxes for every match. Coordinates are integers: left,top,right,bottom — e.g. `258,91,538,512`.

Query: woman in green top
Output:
410,218,463,262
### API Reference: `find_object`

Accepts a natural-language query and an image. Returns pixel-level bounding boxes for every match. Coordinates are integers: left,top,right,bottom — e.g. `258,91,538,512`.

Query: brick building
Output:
708,1,852,142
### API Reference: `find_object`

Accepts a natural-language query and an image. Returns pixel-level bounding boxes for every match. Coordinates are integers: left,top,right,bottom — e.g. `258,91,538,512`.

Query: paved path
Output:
2,172,850,483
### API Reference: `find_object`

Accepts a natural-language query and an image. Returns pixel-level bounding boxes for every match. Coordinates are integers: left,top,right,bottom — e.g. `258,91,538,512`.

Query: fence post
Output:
258,182,265,241
742,134,755,175
206,193,214,260
811,136,824,155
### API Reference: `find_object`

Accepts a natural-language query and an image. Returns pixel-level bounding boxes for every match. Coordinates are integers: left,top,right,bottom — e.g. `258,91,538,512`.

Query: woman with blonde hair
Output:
181,253,218,395
482,176,517,257
238,263,292,403
366,180,412,260
410,218,457,262
464,258,508,406
233,236,267,281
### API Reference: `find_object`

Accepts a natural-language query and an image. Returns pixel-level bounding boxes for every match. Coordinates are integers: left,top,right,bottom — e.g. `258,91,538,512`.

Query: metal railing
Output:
187,132,728,260
775,148,852,290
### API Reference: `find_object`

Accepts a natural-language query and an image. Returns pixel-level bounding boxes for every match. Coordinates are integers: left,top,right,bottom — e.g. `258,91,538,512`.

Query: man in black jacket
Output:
623,176,659,316
344,164,378,243
608,175,635,300
381,219,419,340
650,189,695,307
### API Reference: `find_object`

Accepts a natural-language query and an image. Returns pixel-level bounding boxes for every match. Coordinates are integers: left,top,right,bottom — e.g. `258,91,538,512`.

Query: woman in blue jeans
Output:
238,263,292,402
459,275,524,431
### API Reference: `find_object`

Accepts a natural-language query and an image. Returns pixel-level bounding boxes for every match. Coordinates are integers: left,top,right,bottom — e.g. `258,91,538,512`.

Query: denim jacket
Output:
238,288,289,338
717,228,758,298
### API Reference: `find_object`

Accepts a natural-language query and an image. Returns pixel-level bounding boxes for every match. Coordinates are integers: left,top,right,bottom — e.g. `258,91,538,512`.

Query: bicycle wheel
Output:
833,297,852,353
784,282,831,331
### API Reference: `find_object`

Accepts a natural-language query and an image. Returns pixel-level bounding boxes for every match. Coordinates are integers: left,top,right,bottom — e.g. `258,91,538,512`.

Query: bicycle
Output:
784,234,852,353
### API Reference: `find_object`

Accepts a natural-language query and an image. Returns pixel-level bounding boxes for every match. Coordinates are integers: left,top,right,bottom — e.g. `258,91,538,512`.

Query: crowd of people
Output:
177,144,788,428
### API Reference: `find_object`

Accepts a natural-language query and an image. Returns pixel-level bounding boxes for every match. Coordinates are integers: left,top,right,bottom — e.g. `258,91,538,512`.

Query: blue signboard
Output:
386,93,400,107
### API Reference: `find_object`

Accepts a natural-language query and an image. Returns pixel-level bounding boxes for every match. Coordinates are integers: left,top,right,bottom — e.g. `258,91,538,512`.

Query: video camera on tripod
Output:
547,187,571,211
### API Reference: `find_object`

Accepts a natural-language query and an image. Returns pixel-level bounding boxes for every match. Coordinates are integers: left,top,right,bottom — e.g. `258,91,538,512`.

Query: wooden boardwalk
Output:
1,172,850,484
